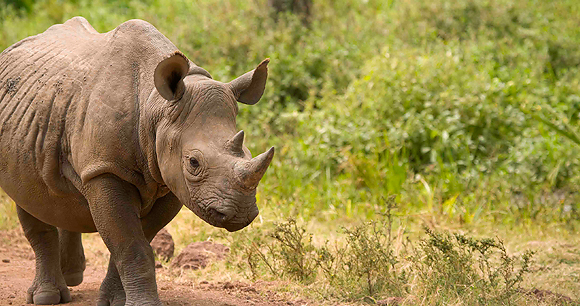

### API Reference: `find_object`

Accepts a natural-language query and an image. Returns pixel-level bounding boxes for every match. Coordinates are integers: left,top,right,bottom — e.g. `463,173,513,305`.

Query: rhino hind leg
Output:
59,228,86,286
17,206,72,305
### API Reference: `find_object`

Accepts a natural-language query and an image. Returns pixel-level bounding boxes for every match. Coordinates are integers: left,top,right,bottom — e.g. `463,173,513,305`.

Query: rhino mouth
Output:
204,202,259,232
223,208,259,232
224,222,253,232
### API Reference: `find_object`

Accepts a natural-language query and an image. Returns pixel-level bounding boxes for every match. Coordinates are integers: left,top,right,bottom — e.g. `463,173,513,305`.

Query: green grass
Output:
2,0,580,304
0,191,17,230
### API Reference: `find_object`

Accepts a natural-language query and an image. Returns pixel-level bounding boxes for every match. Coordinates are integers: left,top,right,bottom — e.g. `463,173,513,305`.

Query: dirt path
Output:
0,229,304,306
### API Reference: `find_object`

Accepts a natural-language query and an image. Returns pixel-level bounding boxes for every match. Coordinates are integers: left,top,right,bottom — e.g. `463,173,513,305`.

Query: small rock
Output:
8,294,15,298
223,282,235,289
150,228,175,261
523,288,574,303
155,261,163,269
2,259,10,263
377,297,403,306
242,287,257,293
171,241,230,270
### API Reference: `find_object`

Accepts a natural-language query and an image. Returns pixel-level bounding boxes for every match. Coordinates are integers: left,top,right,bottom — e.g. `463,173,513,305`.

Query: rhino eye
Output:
184,153,204,179
190,158,200,169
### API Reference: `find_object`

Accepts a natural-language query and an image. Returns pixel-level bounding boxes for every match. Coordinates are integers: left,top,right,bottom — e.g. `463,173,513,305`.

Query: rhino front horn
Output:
235,147,275,189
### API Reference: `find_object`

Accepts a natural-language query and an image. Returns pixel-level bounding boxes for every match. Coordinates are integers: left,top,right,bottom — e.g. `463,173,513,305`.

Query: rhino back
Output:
0,17,178,227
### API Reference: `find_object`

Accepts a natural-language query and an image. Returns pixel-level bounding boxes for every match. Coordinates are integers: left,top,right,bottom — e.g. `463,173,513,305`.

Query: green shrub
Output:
412,228,534,305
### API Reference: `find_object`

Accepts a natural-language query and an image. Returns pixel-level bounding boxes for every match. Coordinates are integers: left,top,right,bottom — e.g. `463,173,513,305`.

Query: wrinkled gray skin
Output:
0,17,274,305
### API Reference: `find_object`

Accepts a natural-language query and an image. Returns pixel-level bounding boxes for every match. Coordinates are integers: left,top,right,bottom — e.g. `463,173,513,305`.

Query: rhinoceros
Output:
0,17,274,305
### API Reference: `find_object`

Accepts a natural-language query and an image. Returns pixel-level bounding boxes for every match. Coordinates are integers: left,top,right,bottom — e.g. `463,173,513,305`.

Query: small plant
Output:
338,220,406,298
269,219,318,283
315,196,407,299
412,227,535,305
231,219,319,283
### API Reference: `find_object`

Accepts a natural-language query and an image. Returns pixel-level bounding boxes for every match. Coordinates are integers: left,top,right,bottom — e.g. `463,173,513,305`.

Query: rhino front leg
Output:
59,228,86,286
97,257,126,306
17,206,72,305
85,174,161,306
97,192,183,306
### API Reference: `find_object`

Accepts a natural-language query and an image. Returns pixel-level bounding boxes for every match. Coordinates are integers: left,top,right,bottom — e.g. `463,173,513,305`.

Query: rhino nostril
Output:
209,207,232,223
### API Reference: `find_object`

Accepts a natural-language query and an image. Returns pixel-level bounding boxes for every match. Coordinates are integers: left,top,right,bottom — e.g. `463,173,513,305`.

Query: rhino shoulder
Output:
107,19,177,55
117,19,157,31
108,19,164,41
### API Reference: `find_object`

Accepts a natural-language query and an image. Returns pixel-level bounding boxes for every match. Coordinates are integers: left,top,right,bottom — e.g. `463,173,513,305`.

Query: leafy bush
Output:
412,228,534,305
230,219,318,283
267,219,318,282
3,0,36,12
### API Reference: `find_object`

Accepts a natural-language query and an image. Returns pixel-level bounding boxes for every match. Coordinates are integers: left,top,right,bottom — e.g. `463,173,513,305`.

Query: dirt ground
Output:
0,229,306,306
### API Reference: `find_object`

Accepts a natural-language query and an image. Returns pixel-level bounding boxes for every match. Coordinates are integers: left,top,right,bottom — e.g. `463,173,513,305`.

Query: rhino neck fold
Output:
138,89,167,187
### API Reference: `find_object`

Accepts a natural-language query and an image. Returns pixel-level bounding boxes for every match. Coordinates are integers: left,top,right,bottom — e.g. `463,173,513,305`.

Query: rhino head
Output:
151,52,274,232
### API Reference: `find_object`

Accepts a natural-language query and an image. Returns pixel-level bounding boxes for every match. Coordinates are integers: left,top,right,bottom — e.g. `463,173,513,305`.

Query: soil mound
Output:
171,241,230,270
150,228,175,261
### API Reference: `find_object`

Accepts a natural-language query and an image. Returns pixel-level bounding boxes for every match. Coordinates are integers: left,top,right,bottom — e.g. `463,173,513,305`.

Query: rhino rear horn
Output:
229,59,269,105
154,52,190,101
226,130,245,156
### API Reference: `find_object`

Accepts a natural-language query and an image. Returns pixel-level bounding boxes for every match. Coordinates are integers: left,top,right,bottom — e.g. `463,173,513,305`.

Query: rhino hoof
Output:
97,290,126,306
34,291,61,305
97,297,126,306
63,271,84,286
28,286,71,305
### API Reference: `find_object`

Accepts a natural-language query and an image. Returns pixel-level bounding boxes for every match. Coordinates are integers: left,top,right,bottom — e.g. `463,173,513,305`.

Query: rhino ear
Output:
229,59,269,105
154,52,190,101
